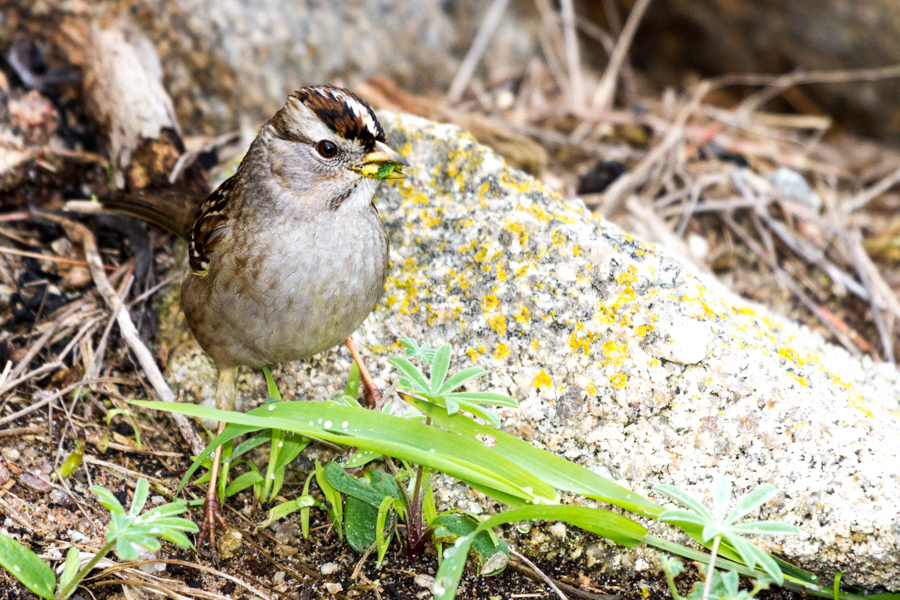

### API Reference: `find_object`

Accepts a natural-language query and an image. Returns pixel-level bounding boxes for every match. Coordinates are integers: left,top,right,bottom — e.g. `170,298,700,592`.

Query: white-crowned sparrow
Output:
97,85,408,550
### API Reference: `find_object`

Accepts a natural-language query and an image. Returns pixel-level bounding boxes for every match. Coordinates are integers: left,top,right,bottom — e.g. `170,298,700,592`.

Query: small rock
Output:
70,531,89,543
217,530,242,559
63,267,92,290
549,522,566,539
414,573,434,588
319,562,339,575
49,489,68,504
686,233,710,262
274,544,298,558
273,571,285,583
769,167,822,211
19,470,51,491
324,582,342,594
3,448,20,462
8,90,59,145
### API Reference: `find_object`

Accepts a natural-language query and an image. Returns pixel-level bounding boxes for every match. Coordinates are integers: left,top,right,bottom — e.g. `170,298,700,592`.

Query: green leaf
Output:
430,345,452,394
659,555,685,577
262,365,282,401
438,367,486,395
129,478,149,516
136,400,557,505
225,470,264,497
444,396,461,416
232,431,273,459
433,504,646,600
725,484,778,526
90,485,126,515
388,357,431,394
453,400,500,427
444,391,518,407
728,521,800,536
300,471,315,538
404,397,660,517
712,474,732,523
315,460,343,539
658,509,708,527
57,439,86,479
653,484,712,520
345,496,380,553
324,464,404,509
115,537,139,561
375,496,401,567
0,534,56,599
57,547,80,596
344,361,361,400
258,496,316,529
432,514,508,576
273,434,310,470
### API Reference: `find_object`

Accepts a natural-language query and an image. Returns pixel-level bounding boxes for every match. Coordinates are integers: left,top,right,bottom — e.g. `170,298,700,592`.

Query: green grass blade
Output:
405,397,661,516
0,534,55,599
134,400,557,503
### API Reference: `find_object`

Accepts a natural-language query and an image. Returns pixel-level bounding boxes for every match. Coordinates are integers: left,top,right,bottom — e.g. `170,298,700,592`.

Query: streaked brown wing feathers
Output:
188,176,234,273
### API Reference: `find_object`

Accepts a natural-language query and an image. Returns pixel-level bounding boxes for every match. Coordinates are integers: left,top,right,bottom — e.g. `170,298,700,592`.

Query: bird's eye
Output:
316,140,338,158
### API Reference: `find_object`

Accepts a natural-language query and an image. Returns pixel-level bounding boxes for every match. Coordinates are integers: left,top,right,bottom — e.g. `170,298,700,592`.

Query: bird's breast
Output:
182,205,389,368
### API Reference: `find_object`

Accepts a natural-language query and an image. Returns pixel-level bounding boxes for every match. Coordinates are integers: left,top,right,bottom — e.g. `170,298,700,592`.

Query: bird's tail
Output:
65,187,204,240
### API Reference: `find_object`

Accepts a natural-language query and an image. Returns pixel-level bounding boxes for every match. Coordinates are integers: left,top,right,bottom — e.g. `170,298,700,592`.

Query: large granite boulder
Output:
162,113,900,591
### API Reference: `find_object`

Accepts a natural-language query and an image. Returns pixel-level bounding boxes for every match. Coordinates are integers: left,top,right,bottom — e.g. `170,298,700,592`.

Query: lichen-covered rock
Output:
162,113,900,591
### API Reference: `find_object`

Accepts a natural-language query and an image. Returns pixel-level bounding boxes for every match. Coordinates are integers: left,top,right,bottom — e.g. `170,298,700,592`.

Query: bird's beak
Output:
355,140,410,180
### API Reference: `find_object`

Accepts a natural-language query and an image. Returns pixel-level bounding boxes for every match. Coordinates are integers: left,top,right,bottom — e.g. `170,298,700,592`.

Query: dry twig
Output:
447,0,511,103
590,0,653,111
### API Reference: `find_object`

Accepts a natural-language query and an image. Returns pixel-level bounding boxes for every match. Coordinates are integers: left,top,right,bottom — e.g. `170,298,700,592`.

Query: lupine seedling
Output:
654,474,799,600
0,478,196,599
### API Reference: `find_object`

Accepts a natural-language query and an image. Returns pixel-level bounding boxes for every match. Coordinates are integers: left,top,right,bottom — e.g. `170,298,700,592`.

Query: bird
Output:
84,85,408,551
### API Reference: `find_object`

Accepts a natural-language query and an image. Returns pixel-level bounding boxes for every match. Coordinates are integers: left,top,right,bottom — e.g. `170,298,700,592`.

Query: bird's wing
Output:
188,175,235,275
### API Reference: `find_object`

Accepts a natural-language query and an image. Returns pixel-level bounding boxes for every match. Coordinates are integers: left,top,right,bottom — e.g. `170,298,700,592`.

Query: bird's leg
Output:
344,336,382,409
200,366,237,553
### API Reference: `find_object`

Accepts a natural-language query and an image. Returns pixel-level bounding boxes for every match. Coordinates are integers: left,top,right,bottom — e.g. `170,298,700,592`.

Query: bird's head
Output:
261,85,409,210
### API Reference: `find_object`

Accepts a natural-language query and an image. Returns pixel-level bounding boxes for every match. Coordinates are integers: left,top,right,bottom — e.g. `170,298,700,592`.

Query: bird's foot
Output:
199,494,228,559
362,380,383,410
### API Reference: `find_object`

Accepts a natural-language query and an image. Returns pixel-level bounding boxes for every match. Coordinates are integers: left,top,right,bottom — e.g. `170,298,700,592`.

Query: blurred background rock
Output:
5,0,900,141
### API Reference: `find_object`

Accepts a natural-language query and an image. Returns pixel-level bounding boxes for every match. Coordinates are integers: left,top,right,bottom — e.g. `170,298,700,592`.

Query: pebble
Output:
19,470,51,491
324,583,342,594
3,448,20,461
217,530,243,559
49,489,68,504
274,544,298,557
319,562,339,575
63,266,92,290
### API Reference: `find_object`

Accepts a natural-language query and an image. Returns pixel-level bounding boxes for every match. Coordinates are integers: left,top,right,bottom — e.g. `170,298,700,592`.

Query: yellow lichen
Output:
778,347,805,366
493,343,510,360
482,293,499,312
487,313,507,335
610,373,628,389
515,306,531,324
534,369,552,390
